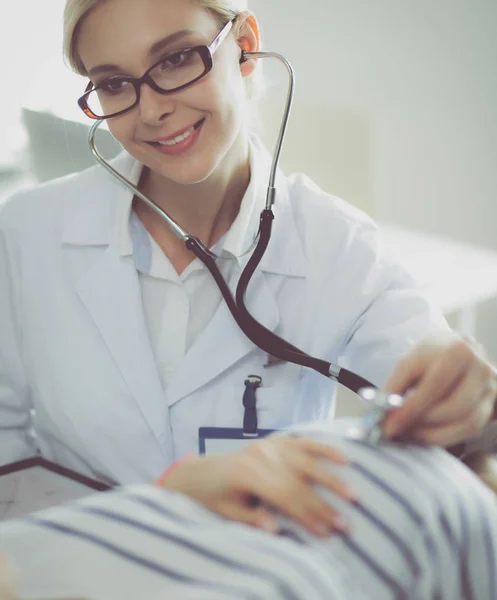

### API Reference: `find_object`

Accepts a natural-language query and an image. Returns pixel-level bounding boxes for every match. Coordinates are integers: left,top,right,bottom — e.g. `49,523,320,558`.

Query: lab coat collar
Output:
61,142,305,415
165,265,280,406
62,138,306,278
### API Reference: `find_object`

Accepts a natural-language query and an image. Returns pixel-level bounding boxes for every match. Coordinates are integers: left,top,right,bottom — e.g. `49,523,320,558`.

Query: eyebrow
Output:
88,29,197,78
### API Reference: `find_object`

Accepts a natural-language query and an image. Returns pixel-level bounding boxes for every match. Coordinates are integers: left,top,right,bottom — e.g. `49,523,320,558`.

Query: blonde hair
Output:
63,0,262,98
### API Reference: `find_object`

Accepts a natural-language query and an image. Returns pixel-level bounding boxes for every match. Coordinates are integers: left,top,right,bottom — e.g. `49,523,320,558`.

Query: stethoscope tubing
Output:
87,50,376,396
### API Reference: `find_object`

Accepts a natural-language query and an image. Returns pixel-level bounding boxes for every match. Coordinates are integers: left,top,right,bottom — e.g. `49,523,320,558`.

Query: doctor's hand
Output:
383,332,497,447
161,437,357,537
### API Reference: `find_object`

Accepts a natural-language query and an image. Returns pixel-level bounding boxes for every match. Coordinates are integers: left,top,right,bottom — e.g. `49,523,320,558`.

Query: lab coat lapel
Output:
63,152,169,452
74,248,167,448
165,268,280,406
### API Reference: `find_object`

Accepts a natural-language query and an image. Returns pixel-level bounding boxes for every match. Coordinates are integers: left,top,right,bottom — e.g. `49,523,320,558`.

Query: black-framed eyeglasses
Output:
78,18,236,120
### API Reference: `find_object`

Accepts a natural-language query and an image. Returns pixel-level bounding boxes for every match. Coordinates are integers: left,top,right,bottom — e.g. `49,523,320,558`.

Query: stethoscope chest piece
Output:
357,387,405,444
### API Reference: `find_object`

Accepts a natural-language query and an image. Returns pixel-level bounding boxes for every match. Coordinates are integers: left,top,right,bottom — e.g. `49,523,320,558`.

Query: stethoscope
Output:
86,48,402,439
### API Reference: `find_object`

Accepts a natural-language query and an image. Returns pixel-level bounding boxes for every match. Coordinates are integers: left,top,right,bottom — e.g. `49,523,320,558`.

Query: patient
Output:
1,424,496,600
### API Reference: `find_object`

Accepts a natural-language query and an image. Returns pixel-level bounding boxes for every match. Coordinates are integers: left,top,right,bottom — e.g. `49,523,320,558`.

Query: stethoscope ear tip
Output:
239,50,248,64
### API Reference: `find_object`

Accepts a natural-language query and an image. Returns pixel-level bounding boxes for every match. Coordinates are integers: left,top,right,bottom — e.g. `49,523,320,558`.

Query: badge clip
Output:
243,375,262,437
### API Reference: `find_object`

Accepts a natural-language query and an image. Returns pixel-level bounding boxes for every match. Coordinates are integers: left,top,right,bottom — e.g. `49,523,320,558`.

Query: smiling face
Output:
76,0,256,186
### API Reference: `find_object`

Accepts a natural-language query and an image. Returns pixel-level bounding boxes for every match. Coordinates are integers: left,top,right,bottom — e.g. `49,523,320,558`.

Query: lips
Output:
147,118,205,146
145,117,205,157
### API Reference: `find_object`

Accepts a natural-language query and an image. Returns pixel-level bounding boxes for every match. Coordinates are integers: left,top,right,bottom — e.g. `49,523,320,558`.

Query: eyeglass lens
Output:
86,49,206,118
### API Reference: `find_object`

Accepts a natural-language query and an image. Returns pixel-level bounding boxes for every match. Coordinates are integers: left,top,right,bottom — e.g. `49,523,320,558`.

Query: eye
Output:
98,77,130,95
159,49,194,70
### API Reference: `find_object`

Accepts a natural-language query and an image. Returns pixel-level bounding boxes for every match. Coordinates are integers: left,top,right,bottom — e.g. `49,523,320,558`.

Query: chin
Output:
133,139,225,185
151,155,220,185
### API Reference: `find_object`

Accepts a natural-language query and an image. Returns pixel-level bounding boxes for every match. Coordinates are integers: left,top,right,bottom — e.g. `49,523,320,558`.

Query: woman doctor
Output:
0,0,496,536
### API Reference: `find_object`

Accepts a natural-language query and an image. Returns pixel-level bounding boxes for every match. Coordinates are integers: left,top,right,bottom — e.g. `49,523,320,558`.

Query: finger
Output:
271,479,348,536
384,341,474,437
384,352,425,396
384,333,462,395
410,392,495,447
291,438,350,464
219,502,281,533
243,465,348,536
295,454,357,503
237,441,351,535
417,361,495,426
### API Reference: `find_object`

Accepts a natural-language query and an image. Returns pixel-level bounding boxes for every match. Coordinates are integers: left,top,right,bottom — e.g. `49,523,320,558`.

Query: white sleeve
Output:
0,220,36,465
337,224,450,387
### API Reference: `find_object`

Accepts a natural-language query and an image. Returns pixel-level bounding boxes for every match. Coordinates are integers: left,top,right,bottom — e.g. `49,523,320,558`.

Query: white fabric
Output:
117,148,259,379
125,214,237,381
0,136,449,485
1,423,496,600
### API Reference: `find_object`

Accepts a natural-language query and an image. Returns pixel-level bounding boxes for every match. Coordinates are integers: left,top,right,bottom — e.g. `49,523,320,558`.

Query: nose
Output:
138,83,175,125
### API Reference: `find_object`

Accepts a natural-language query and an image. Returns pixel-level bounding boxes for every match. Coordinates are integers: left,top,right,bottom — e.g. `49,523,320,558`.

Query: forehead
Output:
77,0,218,71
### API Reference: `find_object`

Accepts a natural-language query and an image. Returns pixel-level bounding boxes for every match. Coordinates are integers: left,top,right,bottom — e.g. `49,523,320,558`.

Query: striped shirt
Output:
1,425,496,600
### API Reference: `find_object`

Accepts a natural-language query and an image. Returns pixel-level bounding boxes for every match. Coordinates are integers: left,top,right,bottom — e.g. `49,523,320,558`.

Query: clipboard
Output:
0,457,112,521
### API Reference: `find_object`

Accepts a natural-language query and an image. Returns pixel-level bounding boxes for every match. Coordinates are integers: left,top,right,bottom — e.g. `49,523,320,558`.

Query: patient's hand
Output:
161,437,357,537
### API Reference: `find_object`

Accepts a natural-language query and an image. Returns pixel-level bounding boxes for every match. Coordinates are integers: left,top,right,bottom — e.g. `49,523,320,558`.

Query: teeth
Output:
157,125,195,146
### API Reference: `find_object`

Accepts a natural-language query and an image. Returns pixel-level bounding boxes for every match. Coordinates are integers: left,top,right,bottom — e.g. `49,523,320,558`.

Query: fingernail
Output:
259,518,280,534
345,488,359,503
314,522,330,537
332,516,350,533
384,422,400,439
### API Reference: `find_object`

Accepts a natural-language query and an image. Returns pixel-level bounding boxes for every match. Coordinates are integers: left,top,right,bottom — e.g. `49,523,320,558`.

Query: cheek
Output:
204,61,249,122
208,82,249,136
107,115,136,147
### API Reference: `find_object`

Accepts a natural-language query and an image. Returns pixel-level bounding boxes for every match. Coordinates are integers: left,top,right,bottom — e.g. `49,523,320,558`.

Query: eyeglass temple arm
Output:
210,19,235,54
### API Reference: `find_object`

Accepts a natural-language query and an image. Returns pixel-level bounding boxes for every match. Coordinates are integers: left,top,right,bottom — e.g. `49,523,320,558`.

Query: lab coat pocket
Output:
256,377,306,429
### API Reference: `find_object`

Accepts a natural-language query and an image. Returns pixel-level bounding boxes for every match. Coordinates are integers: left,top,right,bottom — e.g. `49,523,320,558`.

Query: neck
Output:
135,136,251,248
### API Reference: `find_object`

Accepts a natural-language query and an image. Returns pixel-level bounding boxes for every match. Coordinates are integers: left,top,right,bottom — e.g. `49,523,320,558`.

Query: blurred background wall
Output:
1,0,496,390
251,0,497,245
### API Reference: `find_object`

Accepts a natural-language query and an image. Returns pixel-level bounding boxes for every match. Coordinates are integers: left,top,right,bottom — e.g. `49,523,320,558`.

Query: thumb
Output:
383,351,428,438
384,351,425,395
386,332,462,394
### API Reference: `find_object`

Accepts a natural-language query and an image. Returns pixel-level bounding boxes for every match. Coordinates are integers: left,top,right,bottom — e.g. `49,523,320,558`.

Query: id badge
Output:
198,427,276,456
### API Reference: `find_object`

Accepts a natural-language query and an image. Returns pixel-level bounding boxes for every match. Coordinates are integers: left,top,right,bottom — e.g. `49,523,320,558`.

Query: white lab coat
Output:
0,138,448,485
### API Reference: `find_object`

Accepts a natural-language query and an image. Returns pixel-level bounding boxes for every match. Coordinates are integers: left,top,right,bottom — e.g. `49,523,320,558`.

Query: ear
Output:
236,12,260,78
